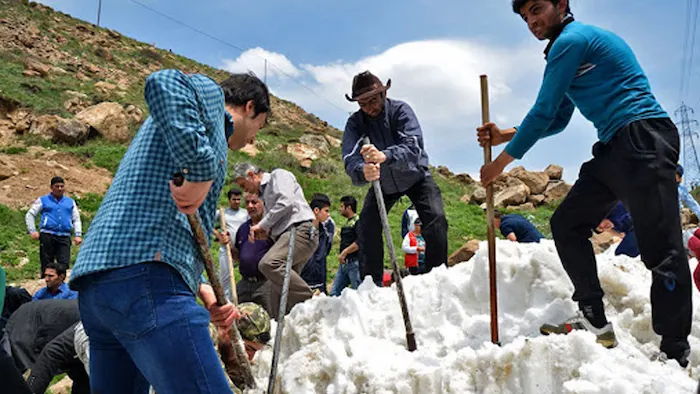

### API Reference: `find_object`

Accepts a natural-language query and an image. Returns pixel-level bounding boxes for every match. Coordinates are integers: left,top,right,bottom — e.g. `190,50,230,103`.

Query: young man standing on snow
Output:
69,69,270,393
233,163,319,320
342,71,448,286
477,0,692,366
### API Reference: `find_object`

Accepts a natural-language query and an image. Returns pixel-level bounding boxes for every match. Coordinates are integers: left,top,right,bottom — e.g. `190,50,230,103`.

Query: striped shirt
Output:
70,69,231,294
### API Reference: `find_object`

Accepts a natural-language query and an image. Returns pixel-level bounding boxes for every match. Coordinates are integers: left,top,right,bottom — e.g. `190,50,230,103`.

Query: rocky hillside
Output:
0,0,566,286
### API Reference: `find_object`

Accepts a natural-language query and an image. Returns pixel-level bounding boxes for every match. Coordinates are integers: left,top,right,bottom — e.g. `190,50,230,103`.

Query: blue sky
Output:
39,0,695,183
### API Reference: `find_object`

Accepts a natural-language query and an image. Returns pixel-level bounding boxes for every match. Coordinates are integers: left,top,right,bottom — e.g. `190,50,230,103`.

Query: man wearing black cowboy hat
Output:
341,70,448,286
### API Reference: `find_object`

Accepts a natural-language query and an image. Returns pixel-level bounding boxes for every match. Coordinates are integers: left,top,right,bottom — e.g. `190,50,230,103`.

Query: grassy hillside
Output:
0,0,558,285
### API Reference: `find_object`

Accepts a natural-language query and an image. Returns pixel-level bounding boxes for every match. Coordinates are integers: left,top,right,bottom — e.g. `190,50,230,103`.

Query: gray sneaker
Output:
540,311,618,348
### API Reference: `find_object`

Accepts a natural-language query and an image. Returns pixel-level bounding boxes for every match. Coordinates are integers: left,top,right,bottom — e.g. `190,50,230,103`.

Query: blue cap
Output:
677,164,684,177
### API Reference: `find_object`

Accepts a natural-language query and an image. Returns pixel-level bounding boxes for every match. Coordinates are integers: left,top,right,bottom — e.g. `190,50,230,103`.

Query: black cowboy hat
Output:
345,71,391,102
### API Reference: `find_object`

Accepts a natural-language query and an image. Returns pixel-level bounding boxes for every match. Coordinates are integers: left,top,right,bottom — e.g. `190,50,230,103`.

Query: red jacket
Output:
404,232,418,268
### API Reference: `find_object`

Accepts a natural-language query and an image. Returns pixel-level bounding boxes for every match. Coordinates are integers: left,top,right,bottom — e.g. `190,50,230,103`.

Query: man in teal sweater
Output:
477,0,691,367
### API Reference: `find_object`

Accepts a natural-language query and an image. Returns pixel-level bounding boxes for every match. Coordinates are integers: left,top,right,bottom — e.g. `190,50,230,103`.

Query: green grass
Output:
57,139,128,175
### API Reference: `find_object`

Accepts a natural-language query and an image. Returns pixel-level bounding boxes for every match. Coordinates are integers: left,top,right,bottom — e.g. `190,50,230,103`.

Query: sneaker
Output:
539,311,618,348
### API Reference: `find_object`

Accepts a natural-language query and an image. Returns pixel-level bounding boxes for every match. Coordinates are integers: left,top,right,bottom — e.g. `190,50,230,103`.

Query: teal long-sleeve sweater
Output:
505,21,668,159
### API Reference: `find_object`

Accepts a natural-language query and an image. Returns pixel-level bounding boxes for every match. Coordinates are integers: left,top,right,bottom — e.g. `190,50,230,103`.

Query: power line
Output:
688,0,700,99
125,0,349,115
681,0,692,100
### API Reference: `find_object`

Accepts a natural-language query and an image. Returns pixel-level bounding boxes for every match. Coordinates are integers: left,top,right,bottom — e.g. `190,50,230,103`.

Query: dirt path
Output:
0,146,112,209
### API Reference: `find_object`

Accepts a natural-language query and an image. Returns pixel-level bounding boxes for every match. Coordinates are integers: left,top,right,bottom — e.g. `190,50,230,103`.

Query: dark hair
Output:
51,176,64,186
310,194,331,211
494,210,505,219
227,188,242,199
45,262,66,277
340,196,357,213
219,72,271,118
512,0,571,15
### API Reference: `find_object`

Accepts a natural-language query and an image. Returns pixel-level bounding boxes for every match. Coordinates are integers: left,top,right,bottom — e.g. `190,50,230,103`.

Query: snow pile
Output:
248,240,700,393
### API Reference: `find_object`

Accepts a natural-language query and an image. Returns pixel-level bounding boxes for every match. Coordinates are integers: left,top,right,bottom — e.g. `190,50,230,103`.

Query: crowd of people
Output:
3,0,700,392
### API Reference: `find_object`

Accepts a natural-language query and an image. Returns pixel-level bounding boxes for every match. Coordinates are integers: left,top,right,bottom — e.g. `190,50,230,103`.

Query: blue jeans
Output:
76,263,232,394
330,258,361,296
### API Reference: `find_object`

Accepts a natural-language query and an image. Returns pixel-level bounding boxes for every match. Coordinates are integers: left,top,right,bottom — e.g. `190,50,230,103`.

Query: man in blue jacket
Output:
342,71,448,286
477,0,691,366
494,211,543,243
25,176,82,275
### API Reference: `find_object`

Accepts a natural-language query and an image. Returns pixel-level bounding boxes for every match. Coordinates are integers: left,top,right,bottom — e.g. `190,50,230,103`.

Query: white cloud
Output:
222,47,301,79
220,39,597,182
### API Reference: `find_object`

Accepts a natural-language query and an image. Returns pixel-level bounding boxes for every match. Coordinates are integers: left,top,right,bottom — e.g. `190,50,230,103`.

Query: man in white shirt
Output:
213,188,249,301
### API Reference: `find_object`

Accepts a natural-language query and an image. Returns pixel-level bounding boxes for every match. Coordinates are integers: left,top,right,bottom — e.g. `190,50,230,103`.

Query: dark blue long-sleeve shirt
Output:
499,214,544,243
505,21,668,159
342,98,431,195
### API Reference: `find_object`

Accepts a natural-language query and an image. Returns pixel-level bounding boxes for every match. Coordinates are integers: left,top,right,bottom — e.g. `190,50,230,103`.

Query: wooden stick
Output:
267,227,297,394
173,174,256,389
480,74,500,345
219,207,239,305
363,136,417,352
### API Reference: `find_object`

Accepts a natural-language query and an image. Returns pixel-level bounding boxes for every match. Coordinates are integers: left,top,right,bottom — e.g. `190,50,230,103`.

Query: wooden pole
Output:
219,207,239,305
363,136,417,352
480,74,500,345
173,174,256,389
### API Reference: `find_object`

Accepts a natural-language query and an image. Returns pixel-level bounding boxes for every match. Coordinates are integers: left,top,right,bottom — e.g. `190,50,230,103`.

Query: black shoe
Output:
658,338,691,368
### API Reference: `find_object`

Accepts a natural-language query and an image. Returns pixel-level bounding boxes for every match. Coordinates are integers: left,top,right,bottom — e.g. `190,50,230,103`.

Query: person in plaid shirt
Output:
69,69,269,394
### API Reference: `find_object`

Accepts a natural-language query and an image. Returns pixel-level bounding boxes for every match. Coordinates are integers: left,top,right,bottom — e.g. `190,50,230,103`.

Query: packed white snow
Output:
247,240,700,393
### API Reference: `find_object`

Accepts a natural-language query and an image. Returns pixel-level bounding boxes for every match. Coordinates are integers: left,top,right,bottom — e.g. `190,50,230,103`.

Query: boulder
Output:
470,185,486,204
454,173,475,185
299,134,330,155
7,109,33,134
544,164,563,180
527,194,546,206
513,202,536,211
241,143,259,157
509,166,549,195
53,119,89,145
0,158,17,181
286,143,320,168
436,166,453,178
24,59,52,77
94,81,117,94
494,183,529,208
124,105,143,123
22,69,41,77
75,102,130,142
324,134,341,148
29,115,61,140
544,181,571,203
448,239,480,267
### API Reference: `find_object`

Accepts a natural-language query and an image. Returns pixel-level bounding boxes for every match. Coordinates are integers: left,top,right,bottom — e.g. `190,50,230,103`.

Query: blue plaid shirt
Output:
70,69,231,294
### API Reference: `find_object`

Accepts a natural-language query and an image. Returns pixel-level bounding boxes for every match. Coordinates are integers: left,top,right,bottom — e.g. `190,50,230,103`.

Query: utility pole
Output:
97,0,103,27
676,103,700,189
